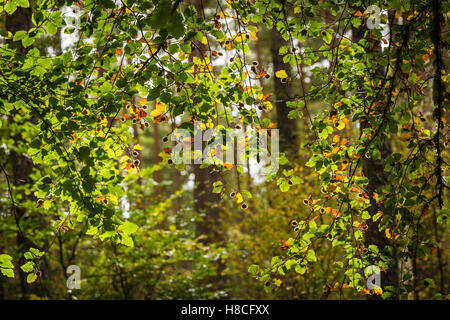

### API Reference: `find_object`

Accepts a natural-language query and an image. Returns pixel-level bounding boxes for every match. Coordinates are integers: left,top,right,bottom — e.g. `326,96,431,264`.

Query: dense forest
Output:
0,0,448,300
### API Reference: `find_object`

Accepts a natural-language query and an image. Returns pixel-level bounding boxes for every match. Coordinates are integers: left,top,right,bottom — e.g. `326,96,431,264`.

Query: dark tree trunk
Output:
352,13,398,299
188,0,221,243
6,6,51,299
270,27,298,159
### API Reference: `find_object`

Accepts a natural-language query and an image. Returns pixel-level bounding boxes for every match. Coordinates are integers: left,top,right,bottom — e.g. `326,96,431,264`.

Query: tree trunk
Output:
352,13,398,299
5,7,51,299
153,121,162,198
270,26,298,159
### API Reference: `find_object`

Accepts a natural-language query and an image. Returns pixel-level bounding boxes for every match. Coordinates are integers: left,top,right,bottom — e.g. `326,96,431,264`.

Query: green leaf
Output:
5,1,18,14
295,265,306,274
21,261,34,273
121,234,134,247
167,11,185,39
79,146,92,165
285,259,297,270
147,85,162,100
13,30,27,41
118,221,138,235
45,21,58,35
149,0,171,29
17,0,29,8
368,244,379,254
24,252,33,260
279,181,290,192
248,264,259,276
1,268,14,278
0,254,13,264
364,265,380,277
306,249,317,262
361,211,371,220
22,36,35,48
27,273,37,284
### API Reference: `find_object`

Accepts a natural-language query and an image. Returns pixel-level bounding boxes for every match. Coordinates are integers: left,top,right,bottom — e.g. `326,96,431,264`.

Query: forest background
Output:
0,0,448,300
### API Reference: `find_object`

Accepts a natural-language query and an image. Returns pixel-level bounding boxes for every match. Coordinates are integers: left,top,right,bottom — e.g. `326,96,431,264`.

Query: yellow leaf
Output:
236,192,243,204
275,70,288,78
133,144,143,150
263,101,272,110
373,211,383,221
147,44,157,55
150,109,161,117
249,31,258,40
108,194,118,204
218,11,229,18
151,103,165,117
374,287,383,295
233,32,246,42
156,102,165,112
273,278,282,287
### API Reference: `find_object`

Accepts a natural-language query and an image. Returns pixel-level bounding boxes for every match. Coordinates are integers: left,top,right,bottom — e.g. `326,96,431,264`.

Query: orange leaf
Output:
332,147,340,154
135,109,147,120
262,93,273,101
333,135,340,143
332,209,341,217
224,163,233,170
125,162,133,171
139,98,147,106
257,70,268,79
361,288,370,295
385,228,392,239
